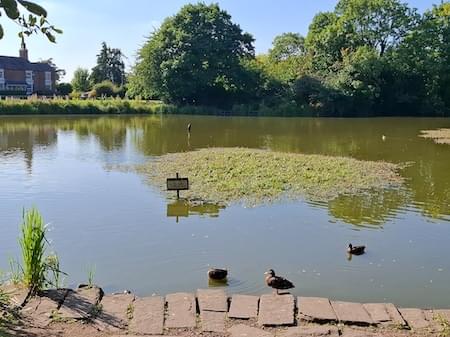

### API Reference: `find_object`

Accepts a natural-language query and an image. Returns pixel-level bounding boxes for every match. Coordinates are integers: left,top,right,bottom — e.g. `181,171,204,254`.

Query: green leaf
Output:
0,24,4,39
45,32,56,43
2,0,20,19
53,28,63,34
18,0,47,17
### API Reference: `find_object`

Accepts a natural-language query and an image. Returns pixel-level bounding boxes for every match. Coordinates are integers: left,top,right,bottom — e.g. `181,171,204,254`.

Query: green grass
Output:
19,208,47,294
87,265,96,288
16,208,64,294
0,98,162,115
137,147,403,206
420,128,450,144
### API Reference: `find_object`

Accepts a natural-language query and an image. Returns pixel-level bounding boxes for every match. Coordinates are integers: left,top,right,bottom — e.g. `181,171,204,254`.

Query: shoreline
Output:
2,284,449,337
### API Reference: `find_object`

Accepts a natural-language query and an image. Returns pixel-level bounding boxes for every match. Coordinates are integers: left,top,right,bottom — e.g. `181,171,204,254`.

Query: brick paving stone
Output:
363,303,391,323
229,294,259,319
129,296,164,335
197,289,228,312
22,289,69,327
398,308,430,329
1,283,29,307
94,293,135,331
165,292,196,329
341,328,384,337
279,325,340,337
229,324,274,337
258,294,295,326
200,310,226,332
298,297,337,323
384,303,406,326
58,286,103,320
331,301,373,326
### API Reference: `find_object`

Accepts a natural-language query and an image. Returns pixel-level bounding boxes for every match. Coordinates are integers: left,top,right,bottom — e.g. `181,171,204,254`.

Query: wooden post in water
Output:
176,172,180,199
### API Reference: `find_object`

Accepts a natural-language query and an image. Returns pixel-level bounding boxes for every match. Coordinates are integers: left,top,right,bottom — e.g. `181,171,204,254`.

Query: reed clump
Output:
16,208,63,295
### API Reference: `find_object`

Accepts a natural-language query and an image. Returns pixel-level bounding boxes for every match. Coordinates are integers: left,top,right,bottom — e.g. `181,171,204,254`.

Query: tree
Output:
393,2,450,114
90,42,126,86
0,0,61,41
129,3,255,106
56,83,72,96
334,0,419,56
71,68,91,92
306,0,418,73
269,33,305,61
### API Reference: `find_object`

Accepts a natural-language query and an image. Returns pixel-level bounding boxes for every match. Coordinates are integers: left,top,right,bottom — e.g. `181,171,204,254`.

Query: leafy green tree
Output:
394,2,450,115
90,42,126,86
71,68,91,92
306,0,418,73
0,0,61,41
269,33,305,61
335,0,419,56
56,82,72,96
130,3,255,106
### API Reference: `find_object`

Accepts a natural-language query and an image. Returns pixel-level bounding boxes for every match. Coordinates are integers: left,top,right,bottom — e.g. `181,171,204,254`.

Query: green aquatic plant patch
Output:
137,148,404,206
420,128,450,145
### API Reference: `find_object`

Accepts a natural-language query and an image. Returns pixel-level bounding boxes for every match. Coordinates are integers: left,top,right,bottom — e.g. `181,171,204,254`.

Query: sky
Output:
0,0,440,81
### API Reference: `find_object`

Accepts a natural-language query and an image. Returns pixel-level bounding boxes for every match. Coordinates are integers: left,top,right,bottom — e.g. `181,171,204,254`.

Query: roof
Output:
0,56,54,72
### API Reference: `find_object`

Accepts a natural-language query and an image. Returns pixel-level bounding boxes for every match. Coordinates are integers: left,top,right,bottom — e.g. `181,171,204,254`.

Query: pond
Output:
0,115,449,308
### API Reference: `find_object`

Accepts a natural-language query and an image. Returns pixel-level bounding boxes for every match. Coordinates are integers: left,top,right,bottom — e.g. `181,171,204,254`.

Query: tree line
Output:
125,1,450,117
49,1,450,116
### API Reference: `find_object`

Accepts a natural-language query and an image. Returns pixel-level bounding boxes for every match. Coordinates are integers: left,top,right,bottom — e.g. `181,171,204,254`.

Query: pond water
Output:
1,115,449,308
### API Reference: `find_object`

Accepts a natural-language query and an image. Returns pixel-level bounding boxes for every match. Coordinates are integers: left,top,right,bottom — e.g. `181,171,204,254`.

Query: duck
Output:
264,269,295,294
347,243,366,255
208,268,228,280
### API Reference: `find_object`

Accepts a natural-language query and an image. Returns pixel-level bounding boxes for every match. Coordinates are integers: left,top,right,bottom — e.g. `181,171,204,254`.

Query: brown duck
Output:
208,268,228,280
347,243,366,255
264,269,295,294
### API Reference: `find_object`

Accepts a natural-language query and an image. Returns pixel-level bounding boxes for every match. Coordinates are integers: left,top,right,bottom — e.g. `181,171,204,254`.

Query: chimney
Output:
19,36,29,60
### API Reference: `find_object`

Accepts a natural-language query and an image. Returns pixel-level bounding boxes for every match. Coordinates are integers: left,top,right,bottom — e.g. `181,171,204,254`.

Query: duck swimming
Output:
347,243,366,255
264,269,295,294
208,268,228,280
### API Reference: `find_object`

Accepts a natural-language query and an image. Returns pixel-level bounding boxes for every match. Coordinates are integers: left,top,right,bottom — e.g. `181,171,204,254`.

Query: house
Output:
0,38,56,96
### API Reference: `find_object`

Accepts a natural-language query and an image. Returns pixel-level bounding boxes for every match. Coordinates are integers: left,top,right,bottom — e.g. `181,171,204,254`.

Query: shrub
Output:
56,83,73,96
92,81,116,97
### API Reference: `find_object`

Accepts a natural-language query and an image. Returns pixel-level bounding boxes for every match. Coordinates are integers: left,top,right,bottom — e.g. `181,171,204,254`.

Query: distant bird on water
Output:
264,269,295,294
187,123,192,133
347,243,366,255
208,268,228,281
382,135,386,141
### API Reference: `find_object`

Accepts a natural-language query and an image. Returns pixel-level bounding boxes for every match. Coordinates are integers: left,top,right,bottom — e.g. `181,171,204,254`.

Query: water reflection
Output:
167,199,225,222
0,115,449,224
327,188,411,227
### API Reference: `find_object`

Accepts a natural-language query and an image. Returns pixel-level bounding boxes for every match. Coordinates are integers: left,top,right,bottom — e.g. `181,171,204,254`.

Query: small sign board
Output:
167,177,189,191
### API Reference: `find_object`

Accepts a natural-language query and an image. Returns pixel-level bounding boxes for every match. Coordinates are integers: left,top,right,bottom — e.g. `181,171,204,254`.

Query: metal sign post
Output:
166,173,189,199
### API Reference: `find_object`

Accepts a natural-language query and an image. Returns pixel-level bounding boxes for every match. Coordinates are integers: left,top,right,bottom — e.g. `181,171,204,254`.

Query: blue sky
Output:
0,0,439,81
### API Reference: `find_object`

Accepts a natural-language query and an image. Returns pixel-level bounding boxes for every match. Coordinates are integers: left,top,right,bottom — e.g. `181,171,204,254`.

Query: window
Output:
25,70,33,82
45,71,52,90
0,83,4,90
0,69,4,79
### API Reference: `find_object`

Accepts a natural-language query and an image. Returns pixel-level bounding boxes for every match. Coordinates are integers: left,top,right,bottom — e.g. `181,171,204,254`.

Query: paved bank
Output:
2,285,450,337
